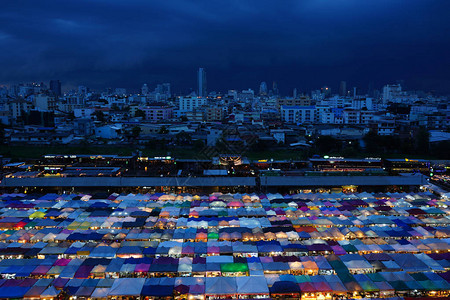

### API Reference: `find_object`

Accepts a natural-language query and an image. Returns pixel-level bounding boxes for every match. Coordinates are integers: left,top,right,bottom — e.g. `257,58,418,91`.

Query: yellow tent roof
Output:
29,211,46,219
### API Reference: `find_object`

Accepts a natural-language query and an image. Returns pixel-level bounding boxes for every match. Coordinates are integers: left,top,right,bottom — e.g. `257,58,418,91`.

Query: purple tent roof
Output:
190,284,205,294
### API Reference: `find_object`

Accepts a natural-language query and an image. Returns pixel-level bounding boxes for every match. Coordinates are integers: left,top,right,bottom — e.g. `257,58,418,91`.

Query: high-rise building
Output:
179,96,207,111
78,86,87,95
141,84,149,95
272,82,279,96
339,81,347,97
115,88,127,95
35,94,57,111
155,83,171,98
321,86,331,97
49,80,61,97
259,82,268,96
382,84,402,103
197,68,207,97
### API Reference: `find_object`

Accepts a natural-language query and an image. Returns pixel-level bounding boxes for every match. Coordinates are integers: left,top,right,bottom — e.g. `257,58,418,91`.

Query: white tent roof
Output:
108,278,145,296
236,276,269,294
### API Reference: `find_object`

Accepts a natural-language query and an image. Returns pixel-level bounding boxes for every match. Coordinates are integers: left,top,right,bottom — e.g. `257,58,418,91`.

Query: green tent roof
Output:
418,280,439,291
359,281,379,292
208,232,219,240
389,280,410,291
410,273,428,281
342,244,358,252
220,263,248,273
366,272,385,282
218,210,228,217
294,275,311,283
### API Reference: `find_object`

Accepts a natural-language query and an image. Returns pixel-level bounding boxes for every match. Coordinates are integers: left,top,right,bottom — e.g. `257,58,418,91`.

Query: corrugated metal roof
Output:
0,177,256,187
261,175,426,186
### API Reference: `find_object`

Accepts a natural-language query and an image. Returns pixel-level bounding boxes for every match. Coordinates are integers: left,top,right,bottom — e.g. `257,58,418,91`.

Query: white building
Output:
179,97,207,112
74,108,96,118
281,106,316,124
372,116,396,135
360,110,375,124
315,105,334,124
343,109,361,124
34,94,56,111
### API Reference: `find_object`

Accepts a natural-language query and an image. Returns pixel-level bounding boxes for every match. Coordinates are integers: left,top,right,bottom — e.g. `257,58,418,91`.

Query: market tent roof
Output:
391,253,430,272
0,286,30,298
24,286,47,298
220,263,248,273
236,276,269,294
141,285,174,297
205,277,237,295
91,287,110,298
40,286,59,298
108,278,145,296
269,281,301,294
190,284,205,295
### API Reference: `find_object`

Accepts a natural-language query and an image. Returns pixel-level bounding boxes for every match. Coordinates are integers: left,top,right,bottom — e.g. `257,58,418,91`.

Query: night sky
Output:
1,0,450,94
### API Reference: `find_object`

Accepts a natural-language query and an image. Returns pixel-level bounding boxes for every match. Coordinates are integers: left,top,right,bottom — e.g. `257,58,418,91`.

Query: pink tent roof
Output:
135,263,150,273
313,281,332,292
182,246,195,254
54,258,71,266
299,282,316,292
31,265,52,275
207,246,220,254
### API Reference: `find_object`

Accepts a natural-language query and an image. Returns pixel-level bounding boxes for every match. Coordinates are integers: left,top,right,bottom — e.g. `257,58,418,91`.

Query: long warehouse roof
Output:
0,174,427,187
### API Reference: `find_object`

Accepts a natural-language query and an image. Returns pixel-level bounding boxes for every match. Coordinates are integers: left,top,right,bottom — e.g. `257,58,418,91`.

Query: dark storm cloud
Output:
0,0,449,94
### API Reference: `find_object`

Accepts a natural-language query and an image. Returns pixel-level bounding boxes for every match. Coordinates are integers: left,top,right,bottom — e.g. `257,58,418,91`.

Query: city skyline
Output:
1,75,445,98
0,1,450,94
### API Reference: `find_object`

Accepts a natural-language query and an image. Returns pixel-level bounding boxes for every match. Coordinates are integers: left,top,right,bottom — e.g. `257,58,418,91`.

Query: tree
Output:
135,109,145,118
94,110,105,122
159,126,169,134
0,123,6,145
415,127,430,155
131,126,142,138
193,139,204,150
175,131,191,144
314,136,340,153
363,131,380,153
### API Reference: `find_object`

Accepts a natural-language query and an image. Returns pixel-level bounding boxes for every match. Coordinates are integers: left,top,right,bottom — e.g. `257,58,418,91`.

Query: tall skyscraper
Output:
382,84,402,104
141,84,149,95
78,85,87,95
321,86,331,97
156,83,171,97
197,68,207,97
259,82,268,95
272,82,279,96
339,81,347,97
49,80,61,97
